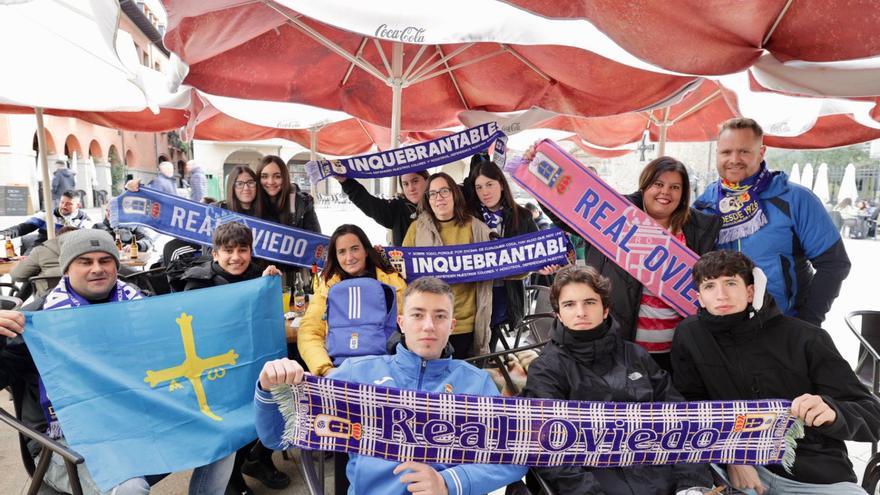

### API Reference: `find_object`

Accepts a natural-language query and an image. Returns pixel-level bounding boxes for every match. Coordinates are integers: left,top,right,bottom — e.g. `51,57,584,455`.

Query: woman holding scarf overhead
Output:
535,154,720,373
335,171,429,246
465,159,538,349
403,172,493,359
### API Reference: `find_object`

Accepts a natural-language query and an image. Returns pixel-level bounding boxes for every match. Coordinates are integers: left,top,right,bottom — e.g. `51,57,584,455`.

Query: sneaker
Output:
241,457,291,489
225,475,254,495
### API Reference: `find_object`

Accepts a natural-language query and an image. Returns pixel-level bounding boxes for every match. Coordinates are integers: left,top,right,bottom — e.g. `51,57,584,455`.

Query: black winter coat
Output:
543,191,721,341
290,192,321,233
180,260,263,291
494,206,538,329
672,298,880,484
341,178,418,246
522,320,713,494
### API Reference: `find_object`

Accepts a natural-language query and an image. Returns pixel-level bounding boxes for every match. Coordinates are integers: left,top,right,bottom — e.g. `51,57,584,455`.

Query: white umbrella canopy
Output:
813,163,830,204
0,0,153,111
0,0,179,239
789,163,801,185
801,163,815,191
838,163,859,204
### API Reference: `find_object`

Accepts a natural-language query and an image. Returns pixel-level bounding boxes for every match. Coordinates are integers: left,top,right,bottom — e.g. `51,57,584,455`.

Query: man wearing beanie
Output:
0,229,234,494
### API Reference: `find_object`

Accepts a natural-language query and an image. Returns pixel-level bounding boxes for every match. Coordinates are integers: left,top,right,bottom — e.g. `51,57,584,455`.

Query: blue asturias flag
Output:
23,277,286,491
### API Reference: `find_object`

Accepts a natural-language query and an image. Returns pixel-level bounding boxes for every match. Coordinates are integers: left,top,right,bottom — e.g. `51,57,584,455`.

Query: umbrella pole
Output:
309,127,325,196
35,108,55,241
388,42,404,197
658,106,670,157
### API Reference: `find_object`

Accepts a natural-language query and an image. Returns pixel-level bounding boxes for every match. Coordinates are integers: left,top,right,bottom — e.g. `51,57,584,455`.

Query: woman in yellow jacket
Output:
297,224,406,376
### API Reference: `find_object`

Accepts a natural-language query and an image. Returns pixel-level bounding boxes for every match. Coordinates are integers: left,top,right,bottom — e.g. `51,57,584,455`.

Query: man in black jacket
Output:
522,264,713,494
672,250,879,494
336,171,428,245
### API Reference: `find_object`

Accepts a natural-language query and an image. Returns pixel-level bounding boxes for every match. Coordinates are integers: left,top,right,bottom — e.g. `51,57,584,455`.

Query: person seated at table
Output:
180,222,279,291
255,276,528,495
0,190,93,254
10,226,77,299
521,264,713,494
93,204,153,254
297,223,407,377
0,229,233,494
672,250,880,494
180,221,285,495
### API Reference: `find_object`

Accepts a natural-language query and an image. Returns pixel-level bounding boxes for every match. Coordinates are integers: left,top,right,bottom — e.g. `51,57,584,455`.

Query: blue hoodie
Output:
695,170,850,324
254,344,527,495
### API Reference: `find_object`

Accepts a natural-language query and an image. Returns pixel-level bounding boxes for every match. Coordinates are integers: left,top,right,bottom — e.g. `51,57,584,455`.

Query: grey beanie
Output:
59,229,120,273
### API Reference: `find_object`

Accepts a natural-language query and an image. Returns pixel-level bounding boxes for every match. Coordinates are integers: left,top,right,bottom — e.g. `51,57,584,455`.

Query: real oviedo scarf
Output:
716,162,772,244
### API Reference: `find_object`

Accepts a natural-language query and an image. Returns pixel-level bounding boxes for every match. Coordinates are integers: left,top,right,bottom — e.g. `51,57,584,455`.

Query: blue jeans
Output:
40,441,234,495
711,464,866,495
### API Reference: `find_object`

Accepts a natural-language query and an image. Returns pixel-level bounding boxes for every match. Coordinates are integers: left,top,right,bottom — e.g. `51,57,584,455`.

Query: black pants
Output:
448,333,474,359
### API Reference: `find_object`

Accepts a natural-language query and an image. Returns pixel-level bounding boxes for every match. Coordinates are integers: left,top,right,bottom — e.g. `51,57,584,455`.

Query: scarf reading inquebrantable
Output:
716,162,772,244
272,375,803,471
377,228,573,283
305,123,507,183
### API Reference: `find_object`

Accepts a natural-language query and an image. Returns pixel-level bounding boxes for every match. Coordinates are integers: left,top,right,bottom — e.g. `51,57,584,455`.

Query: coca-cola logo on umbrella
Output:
375,24,426,43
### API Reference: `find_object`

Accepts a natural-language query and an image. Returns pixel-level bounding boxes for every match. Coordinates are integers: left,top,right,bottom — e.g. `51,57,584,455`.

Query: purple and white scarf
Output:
273,375,803,471
305,123,507,183
716,162,772,244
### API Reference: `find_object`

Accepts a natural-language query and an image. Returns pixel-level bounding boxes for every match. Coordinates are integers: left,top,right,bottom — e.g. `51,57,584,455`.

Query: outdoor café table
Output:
0,257,22,276
120,252,151,270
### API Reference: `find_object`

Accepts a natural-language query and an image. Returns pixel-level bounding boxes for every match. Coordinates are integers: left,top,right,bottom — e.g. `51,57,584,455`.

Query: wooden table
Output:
0,257,23,277
120,252,151,270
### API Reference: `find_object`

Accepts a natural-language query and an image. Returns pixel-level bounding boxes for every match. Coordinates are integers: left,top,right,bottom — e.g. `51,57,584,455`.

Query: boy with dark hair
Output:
672,250,880,494
180,222,278,291
181,221,284,494
522,264,712,494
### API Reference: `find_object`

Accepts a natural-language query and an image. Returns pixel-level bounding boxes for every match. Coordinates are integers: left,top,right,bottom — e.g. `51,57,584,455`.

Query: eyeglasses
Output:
427,187,452,200
234,180,257,189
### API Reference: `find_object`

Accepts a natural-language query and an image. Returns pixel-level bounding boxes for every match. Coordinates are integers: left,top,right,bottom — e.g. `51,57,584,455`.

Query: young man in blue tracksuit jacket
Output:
693,118,850,326
254,276,527,495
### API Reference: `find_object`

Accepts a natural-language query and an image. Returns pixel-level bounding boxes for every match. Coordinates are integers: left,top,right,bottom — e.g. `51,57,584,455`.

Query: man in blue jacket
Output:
254,276,527,494
694,118,850,325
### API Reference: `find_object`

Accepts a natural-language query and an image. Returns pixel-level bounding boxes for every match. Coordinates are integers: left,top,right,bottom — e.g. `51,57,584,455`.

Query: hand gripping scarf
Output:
716,162,772,245
272,376,803,471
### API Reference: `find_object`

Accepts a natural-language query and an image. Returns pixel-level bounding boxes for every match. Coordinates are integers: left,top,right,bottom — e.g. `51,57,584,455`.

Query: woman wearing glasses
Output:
219,165,265,219
402,172,493,358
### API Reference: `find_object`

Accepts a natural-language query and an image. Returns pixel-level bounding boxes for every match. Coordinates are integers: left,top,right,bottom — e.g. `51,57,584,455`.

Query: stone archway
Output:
64,134,83,161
